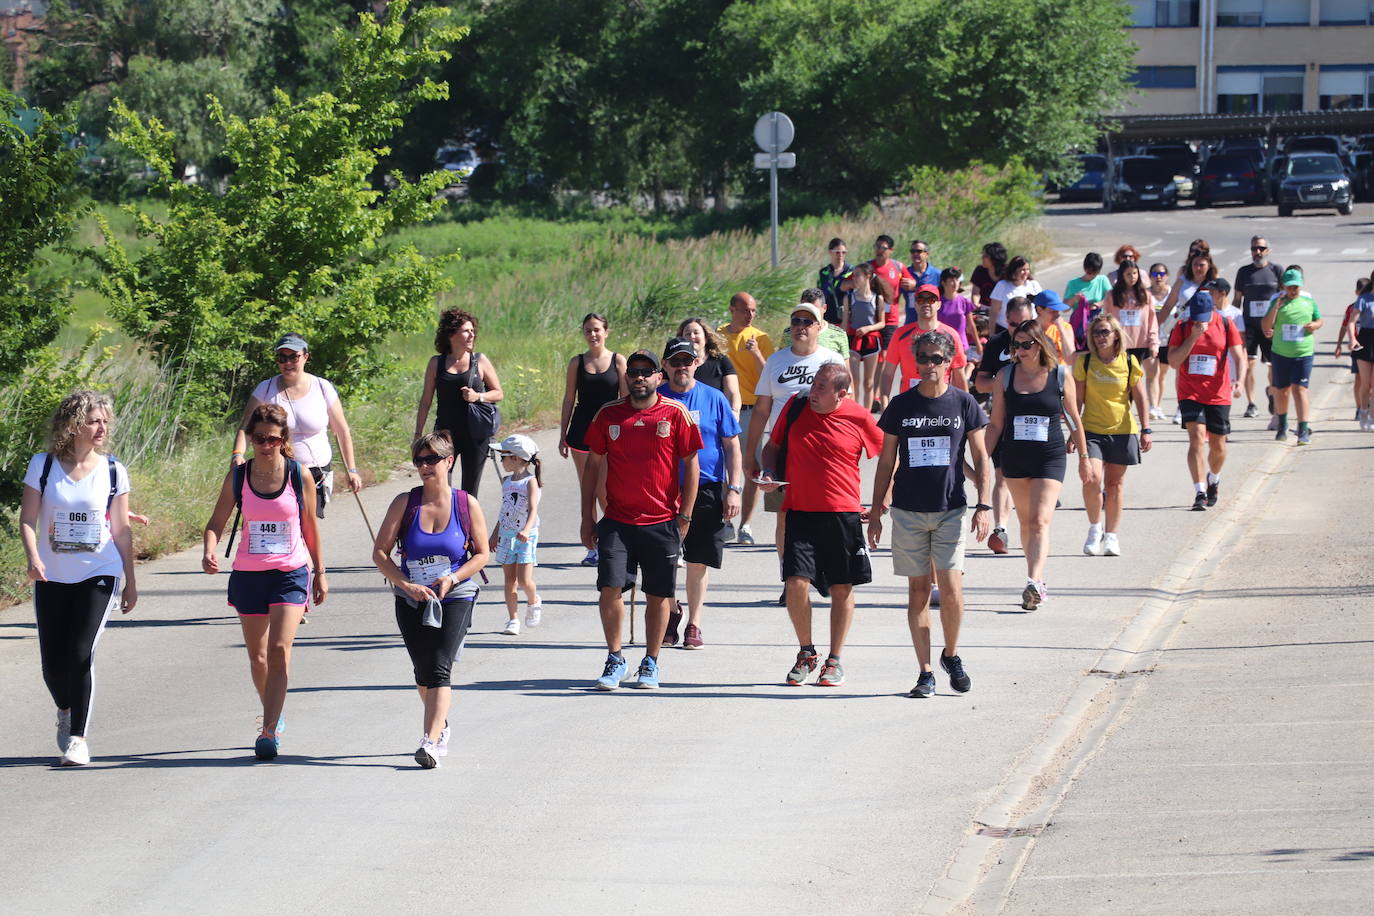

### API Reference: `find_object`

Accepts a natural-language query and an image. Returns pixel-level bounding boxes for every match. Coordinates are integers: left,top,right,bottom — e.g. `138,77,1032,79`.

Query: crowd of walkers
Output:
20,235,1370,769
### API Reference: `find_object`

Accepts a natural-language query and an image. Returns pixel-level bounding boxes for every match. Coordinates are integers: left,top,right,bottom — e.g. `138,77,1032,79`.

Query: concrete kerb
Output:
919,360,1349,915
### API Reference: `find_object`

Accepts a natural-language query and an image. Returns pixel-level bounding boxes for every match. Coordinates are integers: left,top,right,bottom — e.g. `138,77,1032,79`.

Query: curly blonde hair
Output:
48,390,115,460
678,316,725,359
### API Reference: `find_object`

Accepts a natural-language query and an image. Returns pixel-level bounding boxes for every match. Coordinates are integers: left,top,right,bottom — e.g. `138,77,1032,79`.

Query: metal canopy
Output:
1103,110,1374,144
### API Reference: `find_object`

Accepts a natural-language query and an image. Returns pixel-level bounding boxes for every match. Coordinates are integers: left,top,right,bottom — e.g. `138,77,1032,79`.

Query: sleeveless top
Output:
497,474,538,535
400,487,478,601
566,351,620,450
233,461,310,573
1001,366,1066,452
434,352,487,444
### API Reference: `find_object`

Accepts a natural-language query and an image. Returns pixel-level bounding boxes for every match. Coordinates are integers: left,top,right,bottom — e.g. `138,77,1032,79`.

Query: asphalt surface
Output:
2,200,1371,914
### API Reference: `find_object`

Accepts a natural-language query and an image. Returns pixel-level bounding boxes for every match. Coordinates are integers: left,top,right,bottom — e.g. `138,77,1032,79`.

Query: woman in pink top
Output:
1102,260,1160,368
204,404,326,761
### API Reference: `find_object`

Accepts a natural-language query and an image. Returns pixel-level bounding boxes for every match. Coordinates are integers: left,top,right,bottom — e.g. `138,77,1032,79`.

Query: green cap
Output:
1281,267,1303,287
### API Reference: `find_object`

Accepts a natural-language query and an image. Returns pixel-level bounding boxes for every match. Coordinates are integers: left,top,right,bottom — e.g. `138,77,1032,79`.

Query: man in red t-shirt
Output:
1167,288,1246,511
882,284,968,394
582,349,703,690
757,363,884,689
841,235,917,351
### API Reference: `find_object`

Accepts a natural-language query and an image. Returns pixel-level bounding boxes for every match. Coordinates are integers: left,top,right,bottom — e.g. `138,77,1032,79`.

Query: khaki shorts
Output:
891,506,967,575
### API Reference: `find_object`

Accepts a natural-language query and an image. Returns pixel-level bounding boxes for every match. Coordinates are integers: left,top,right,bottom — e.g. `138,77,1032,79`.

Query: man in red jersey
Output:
881,284,969,394
582,350,703,690
757,362,884,689
842,235,917,365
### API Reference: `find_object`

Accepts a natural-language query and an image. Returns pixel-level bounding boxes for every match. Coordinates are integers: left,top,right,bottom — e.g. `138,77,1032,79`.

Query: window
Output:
1132,66,1198,89
1217,0,1309,24
1217,68,1304,114
1318,0,1374,24
1130,0,1200,26
1318,67,1374,109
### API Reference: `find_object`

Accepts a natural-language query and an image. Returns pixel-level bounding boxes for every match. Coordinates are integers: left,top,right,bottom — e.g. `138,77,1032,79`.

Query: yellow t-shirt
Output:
717,324,774,406
1073,352,1142,435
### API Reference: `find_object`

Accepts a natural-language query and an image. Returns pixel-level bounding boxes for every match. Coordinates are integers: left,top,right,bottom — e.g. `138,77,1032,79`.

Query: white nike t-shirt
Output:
754,346,846,431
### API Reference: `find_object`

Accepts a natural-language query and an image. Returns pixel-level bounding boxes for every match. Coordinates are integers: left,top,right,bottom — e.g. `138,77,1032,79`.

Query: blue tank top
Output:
400,488,477,601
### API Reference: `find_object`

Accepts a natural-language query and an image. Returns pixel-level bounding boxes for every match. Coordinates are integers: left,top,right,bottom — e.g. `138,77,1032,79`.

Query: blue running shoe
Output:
254,733,279,761
595,653,629,691
632,655,660,689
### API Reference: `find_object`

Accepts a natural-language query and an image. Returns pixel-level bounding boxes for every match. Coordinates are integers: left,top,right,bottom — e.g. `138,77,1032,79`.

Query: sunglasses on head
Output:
252,433,284,446
1011,340,1037,351
625,366,657,377
915,353,947,365
790,317,817,326
413,453,446,467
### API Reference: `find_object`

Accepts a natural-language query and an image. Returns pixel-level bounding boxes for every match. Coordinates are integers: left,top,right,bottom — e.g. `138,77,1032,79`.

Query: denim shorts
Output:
227,565,310,615
493,529,538,566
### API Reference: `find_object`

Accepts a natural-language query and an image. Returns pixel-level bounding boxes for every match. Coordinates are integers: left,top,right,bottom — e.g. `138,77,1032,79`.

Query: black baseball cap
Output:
662,337,698,362
626,349,661,370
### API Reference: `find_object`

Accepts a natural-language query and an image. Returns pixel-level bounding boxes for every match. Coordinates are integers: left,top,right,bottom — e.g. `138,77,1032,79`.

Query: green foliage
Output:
91,0,465,432
903,159,1044,239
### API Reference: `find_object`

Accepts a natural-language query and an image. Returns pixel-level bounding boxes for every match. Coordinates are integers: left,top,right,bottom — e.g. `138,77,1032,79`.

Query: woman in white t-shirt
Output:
988,256,1043,330
232,333,363,517
19,391,137,767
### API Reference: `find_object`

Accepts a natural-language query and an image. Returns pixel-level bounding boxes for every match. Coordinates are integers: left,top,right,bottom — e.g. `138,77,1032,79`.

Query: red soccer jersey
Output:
585,396,704,524
769,396,884,512
1169,316,1244,406
883,320,967,390
871,258,909,326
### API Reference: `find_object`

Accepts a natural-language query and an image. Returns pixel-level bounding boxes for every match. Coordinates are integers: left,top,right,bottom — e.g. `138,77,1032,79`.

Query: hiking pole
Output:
628,584,637,646
353,489,377,546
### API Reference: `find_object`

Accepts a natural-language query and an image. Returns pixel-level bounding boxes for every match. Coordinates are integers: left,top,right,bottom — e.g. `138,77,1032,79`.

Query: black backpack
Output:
223,459,305,556
37,453,118,511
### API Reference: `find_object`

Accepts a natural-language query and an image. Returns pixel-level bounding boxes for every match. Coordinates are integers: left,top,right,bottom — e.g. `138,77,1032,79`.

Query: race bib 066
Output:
50,509,102,552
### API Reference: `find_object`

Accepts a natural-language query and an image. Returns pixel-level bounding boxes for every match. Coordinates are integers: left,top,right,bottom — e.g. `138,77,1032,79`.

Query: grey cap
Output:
274,333,308,353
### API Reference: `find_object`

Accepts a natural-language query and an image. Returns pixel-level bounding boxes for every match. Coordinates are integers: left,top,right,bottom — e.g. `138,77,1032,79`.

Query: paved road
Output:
2,201,1371,914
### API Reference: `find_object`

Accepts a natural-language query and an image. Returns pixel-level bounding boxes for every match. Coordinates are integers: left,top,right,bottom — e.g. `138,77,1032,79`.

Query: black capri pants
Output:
35,576,120,738
394,595,476,688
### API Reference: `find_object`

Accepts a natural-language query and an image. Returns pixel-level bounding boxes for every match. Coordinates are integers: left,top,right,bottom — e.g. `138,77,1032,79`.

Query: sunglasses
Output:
911,248,929,255
790,317,817,326
626,367,658,378
1011,340,1037,351
666,356,695,367
915,353,947,365
916,297,939,304
1251,245,1268,251
275,352,303,363
252,434,284,446
1150,271,1168,277
1091,329,1115,338
413,453,446,467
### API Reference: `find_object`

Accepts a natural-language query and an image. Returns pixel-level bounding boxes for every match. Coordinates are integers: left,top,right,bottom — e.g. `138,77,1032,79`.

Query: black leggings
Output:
444,433,489,496
34,576,119,737
394,595,475,688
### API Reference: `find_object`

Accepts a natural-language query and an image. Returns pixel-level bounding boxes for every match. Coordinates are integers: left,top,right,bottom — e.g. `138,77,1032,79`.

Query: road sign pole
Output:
752,111,795,271
770,162,779,268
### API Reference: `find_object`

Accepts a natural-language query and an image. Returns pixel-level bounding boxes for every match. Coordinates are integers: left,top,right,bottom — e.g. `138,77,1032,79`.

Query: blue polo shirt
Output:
658,381,740,483
903,263,943,323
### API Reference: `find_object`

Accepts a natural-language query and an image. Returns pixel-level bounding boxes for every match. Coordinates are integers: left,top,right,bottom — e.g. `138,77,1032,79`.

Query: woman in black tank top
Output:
984,320,1093,611
559,314,628,564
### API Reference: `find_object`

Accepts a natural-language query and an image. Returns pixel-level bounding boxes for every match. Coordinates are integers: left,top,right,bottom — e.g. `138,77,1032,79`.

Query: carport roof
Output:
1104,110,1374,143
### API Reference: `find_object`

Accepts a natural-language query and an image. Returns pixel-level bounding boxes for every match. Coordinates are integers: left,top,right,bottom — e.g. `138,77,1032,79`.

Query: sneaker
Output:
1267,415,1280,431
988,527,1008,555
581,548,599,567
677,554,686,569
1267,389,1275,415
664,604,682,646
909,671,936,698
1101,533,1120,557
1275,427,1288,442
435,723,450,757
735,525,756,546
632,655,660,689
56,709,71,753
414,738,439,769
1148,405,1165,420
1083,527,1103,556
785,649,819,686
502,617,521,636
1206,481,1219,507
776,590,786,607
940,652,972,693
1171,410,1182,425
929,586,940,608
595,653,629,691
1357,409,1367,426
682,623,704,649
723,522,737,543
1021,580,1045,611
525,602,542,627
1296,428,1311,446
1192,491,1208,511
60,736,91,767
816,658,846,687
1243,402,1259,419
254,732,279,761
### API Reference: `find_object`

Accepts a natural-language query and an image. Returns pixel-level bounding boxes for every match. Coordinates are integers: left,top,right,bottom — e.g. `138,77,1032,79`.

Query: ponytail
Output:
529,456,543,487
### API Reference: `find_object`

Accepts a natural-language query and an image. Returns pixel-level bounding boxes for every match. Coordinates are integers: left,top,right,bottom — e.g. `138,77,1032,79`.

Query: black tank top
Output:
434,352,485,443
1001,365,1065,450
575,352,619,414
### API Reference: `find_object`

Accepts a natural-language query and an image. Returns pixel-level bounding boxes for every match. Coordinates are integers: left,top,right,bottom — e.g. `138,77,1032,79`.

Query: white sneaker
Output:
56,709,71,753
1101,533,1120,557
1083,527,1104,556
61,736,90,767
502,617,521,636
414,738,439,769
1171,410,1182,425
435,724,450,758
524,602,542,627
930,586,941,608
1267,414,1281,431
1149,406,1165,420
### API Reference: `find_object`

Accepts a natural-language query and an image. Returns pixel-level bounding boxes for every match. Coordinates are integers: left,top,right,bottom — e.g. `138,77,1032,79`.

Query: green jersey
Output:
1269,294,1320,359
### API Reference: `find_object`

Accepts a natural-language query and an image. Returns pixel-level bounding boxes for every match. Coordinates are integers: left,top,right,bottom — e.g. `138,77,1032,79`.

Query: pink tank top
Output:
233,463,310,572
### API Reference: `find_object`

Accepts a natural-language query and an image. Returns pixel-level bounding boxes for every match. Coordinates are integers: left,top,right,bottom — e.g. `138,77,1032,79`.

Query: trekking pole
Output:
353,489,377,545
628,584,637,646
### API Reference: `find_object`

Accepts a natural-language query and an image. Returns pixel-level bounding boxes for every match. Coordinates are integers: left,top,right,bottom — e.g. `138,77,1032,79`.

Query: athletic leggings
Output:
394,595,475,688
453,434,489,496
34,576,119,737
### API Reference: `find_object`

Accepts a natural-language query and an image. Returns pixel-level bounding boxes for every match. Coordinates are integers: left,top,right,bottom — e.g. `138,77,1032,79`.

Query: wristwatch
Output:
1141,428,1153,435
677,514,692,524
727,483,743,494
973,503,992,512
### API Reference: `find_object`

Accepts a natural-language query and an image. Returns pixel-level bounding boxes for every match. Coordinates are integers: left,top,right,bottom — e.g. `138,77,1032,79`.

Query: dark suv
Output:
1195,153,1266,207
1276,153,1354,216
1103,156,1179,211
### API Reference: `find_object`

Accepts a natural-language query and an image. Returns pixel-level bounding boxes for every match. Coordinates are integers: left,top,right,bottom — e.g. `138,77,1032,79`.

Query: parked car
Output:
1266,153,1288,202
1057,154,1106,202
1275,153,1354,217
1211,137,1267,170
1103,156,1179,212
1351,150,1374,203
1195,153,1267,207
1282,135,1353,168
1138,143,1197,198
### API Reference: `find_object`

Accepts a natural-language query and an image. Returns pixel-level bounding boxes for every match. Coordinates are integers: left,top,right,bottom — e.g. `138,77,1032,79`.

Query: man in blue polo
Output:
659,337,743,650
903,239,942,324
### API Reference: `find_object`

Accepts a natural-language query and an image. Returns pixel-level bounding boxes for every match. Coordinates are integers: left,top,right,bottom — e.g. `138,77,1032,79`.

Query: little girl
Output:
490,434,542,635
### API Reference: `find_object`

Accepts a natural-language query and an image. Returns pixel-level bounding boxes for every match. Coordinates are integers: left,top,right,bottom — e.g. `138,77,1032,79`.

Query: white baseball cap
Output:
491,433,538,461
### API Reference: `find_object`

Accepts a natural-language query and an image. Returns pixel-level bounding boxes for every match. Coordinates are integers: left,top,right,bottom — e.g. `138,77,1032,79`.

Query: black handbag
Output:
465,352,501,440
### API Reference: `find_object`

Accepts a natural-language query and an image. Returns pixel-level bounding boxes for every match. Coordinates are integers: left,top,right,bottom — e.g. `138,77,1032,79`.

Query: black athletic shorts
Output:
880,324,896,351
1354,328,1374,364
1244,321,1273,362
682,482,728,569
596,517,679,599
1179,399,1231,436
1156,345,1169,363
1126,347,1151,366
1085,432,1141,466
782,510,872,593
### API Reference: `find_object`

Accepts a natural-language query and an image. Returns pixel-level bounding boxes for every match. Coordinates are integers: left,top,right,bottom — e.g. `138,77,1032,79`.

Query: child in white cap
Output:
490,434,542,634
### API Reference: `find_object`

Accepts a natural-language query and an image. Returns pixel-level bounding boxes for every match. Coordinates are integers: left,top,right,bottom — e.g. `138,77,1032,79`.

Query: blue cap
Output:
1186,288,1214,324
1032,290,1071,313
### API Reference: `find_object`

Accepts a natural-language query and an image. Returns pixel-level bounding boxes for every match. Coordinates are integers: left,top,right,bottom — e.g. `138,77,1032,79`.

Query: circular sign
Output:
753,112,795,153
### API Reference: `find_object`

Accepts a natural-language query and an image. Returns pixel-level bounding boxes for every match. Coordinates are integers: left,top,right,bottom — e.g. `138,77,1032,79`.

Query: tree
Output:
91,0,465,430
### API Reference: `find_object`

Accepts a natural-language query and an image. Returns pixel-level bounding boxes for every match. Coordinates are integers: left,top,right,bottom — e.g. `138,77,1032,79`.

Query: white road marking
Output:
1025,866,1374,882
1074,222,1097,228
1151,249,1178,258
1341,247,1367,255
1293,247,1319,256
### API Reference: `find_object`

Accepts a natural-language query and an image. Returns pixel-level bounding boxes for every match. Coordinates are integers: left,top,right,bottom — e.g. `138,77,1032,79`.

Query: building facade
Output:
1124,0,1374,114
1,0,46,92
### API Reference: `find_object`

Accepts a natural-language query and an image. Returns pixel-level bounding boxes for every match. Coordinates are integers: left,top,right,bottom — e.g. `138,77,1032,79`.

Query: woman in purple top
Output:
938,267,978,350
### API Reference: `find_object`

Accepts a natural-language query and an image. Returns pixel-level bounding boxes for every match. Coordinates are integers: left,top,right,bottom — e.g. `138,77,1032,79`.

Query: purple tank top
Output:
400,488,474,599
